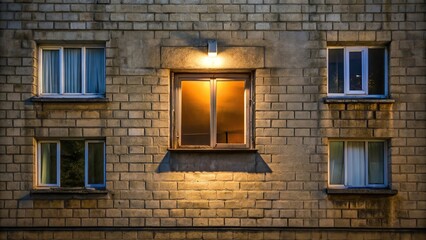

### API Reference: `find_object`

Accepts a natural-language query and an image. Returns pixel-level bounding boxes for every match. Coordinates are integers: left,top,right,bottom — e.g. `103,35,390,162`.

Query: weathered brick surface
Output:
0,0,425,238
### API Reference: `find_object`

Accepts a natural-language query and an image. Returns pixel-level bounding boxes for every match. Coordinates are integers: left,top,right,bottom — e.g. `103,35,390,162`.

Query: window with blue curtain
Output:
40,46,105,96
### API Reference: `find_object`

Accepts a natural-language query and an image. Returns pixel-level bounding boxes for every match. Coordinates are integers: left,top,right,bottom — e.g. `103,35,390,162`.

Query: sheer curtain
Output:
329,142,344,185
64,48,81,93
368,142,384,184
346,141,365,187
86,48,105,94
40,143,57,185
42,50,60,93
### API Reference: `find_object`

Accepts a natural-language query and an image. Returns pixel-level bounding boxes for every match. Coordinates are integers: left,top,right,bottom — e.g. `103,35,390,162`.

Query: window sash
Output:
39,46,105,97
85,141,106,188
328,140,387,188
174,74,251,149
37,141,60,187
37,140,105,188
327,46,388,97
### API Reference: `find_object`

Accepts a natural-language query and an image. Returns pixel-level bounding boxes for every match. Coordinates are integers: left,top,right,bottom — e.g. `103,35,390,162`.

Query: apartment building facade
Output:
0,0,425,239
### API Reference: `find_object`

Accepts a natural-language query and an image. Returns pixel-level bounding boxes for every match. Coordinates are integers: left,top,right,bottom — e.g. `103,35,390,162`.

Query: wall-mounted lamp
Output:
208,40,217,57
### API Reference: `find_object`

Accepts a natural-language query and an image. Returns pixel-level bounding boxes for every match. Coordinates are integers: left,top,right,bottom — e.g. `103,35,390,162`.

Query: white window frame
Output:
85,140,106,188
37,140,106,189
327,46,388,98
328,139,388,189
38,45,105,97
173,73,252,149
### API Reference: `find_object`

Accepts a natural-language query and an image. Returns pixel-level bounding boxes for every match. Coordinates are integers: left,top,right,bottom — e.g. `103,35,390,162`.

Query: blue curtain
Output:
42,50,59,93
86,48,105,94
64,48,81,93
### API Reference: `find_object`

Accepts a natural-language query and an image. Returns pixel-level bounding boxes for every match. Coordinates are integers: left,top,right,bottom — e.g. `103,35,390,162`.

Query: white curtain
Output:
329,142,344,185
85,48,105,94
41,143,57,184
346,141,365,187
368,142,384,184
64,48,81,93
42,50,60,93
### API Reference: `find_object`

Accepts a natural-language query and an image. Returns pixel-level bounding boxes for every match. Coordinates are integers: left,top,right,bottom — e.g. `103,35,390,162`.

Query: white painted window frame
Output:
37,140,106,189
328,139,388,189
173,73,252,149
327,46,388,98
38,45,105,97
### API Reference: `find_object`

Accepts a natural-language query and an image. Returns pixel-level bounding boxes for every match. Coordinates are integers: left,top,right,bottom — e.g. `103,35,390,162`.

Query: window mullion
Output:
82,47,86,95
363,48,368,95
344,49,349,95
60,47,64,95
365,141,369,186
84,141,88,188
56,141,61,187
344,141,347,186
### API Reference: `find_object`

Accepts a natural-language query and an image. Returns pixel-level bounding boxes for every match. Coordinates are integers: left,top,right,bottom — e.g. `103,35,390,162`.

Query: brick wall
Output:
0,0,425,238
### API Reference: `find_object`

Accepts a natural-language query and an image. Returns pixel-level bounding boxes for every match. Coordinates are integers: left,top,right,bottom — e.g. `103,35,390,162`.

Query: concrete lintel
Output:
161,46,264,69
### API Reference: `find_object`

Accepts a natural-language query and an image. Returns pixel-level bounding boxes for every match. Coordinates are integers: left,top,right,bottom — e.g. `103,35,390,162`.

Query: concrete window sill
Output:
323,98,395,104
158,149,271,173
30,188,110,199
30,97,110,103
325,188,398,196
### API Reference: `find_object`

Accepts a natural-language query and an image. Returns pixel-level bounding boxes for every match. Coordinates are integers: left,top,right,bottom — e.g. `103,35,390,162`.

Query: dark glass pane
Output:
328,49,344,93
64,48,82,93
368,142,385,184
216,81,245,144
88,142,104,185
61,140,85,187
329,142,344,185
368,48,385,95
349,52,363,91
40,143,57,185
181,81,211,145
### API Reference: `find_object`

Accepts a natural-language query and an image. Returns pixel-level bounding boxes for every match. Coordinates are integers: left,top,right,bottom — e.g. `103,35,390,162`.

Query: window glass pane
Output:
328,49,344,93
42,50,60,93
64,48,82,93
346,141,365,187
368,142,385,184
329,142,344,185
86,48,105,94
61,140,85,187
88,142,105,185
368,48,385,95
349,52,363,91
40,143,57,185
181,81,211,145
216,81,245,144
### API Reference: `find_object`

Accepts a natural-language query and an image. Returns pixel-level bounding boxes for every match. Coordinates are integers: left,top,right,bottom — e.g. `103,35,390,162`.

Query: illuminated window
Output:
329,140,388,189
173,74,251,148
39,45,105,97
328,47,388,97
37,140,105,188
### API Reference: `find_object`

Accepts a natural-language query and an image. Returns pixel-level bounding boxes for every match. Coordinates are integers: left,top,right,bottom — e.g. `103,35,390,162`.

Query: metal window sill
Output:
323,98,395,104
30,97,110,103
30,188,110,199
325,188,398,195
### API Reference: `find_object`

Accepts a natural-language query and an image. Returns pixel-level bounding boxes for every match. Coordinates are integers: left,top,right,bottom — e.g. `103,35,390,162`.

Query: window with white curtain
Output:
37,140,105,189
327,46,388,97
329,140,388,188
39,45,105,97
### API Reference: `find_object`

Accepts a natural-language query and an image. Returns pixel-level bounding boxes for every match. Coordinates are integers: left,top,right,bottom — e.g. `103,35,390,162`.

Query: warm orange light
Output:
200,56,223,68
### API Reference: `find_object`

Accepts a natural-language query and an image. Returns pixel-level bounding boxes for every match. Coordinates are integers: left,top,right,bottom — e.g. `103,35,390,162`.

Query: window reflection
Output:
61,140,85,187
368,48,385,95
328,49,344,93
